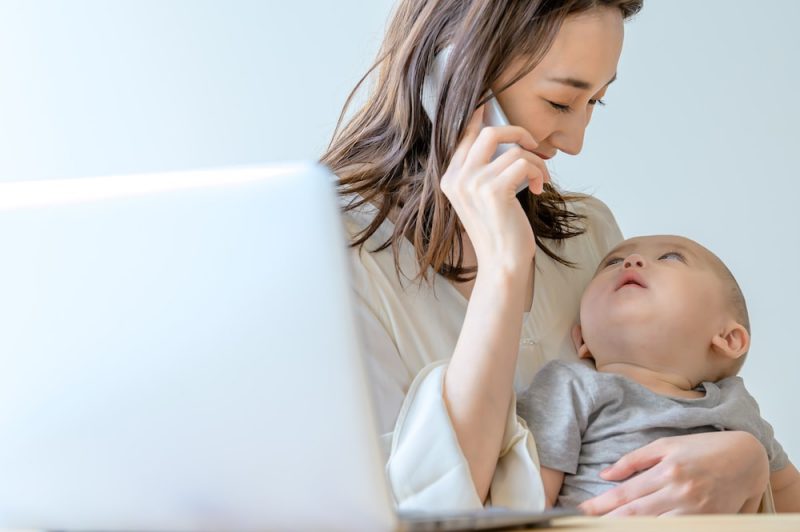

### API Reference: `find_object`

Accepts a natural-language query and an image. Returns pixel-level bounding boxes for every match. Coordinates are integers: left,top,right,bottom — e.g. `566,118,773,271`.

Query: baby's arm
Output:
771,461,800,512
540,467,565,508
517,361,594,508
730,382,799,512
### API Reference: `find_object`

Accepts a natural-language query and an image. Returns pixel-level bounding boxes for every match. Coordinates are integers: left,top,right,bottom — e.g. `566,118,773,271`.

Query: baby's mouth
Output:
615,271,648,291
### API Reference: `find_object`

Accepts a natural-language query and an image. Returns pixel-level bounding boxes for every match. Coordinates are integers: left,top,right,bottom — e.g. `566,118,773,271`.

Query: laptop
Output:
0,163,574,530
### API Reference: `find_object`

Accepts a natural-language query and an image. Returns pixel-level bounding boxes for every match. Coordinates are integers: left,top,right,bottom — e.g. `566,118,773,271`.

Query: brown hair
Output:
320,0,643,283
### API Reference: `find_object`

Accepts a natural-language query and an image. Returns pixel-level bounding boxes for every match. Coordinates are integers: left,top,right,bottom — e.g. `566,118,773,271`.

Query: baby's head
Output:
574,235,750,386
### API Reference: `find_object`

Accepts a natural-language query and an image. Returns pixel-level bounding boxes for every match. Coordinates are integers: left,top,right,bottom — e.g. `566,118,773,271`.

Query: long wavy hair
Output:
320,0,643,283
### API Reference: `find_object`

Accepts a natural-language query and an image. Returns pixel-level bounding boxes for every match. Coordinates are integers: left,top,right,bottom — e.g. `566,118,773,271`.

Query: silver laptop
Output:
0,163,573,530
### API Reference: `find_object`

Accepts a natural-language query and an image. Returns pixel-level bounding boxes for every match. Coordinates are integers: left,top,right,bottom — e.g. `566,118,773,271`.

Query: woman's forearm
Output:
443,264,531,503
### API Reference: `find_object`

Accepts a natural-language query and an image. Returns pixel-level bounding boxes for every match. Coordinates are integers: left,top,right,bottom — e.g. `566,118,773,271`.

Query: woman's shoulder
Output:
337,192,467,372
338,192,425,298
339,192,383,241
563,192,624,259
567,193,618,231
338,194,391,275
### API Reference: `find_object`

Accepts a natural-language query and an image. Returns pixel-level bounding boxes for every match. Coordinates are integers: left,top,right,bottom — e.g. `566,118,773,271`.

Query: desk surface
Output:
546,514,800,531
2,515,800,531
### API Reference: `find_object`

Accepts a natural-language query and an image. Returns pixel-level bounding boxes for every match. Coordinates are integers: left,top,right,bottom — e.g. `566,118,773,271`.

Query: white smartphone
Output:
421,45,529,194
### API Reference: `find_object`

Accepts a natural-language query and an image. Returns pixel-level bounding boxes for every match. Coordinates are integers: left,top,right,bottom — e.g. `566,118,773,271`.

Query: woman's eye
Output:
548,99,606,113
547,100,571,113
604,257,623,267
658,252,685,262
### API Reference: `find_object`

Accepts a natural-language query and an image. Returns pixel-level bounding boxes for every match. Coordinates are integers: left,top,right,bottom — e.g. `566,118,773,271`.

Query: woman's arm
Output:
578,431,770,515
438,105,549,503
772,461,800,512
444,266,532,503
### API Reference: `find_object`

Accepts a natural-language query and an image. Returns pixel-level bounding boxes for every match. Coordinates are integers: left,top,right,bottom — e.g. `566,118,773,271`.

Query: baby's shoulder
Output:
714,375,759,407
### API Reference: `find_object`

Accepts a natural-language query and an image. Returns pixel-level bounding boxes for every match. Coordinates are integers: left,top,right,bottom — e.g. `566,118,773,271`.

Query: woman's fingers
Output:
579,440,667,515
599,440,666,482
496,158,547,196
449,104,486,168
579,466,665,516
604,488,681,517
488,146,552,188
463,125,538,170
445,119,547,198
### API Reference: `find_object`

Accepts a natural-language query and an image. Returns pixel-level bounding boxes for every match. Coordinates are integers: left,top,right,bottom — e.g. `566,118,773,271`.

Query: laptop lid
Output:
0,163,397,531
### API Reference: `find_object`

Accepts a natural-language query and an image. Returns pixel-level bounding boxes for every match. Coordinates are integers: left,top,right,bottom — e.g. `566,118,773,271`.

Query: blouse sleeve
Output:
348,246,546,513
387,361,546,512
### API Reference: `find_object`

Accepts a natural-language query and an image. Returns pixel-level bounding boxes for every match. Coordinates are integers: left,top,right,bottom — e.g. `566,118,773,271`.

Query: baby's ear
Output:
571,324,593,360
711,320,750,361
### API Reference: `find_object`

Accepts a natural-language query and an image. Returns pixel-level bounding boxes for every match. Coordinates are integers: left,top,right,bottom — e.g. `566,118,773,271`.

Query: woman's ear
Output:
711,320,750,360
571,324,592,359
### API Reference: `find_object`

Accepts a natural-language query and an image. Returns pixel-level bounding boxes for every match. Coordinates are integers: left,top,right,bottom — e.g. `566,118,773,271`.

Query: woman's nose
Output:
623,254,646,269
551,111,589,156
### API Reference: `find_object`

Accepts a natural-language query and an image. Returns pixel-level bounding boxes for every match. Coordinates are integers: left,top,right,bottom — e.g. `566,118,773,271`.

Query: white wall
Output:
0,0,394,179
1,0,797,466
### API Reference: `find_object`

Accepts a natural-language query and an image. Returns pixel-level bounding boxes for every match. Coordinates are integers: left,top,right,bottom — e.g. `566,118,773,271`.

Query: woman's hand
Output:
439,104,550,273
578,431,770,516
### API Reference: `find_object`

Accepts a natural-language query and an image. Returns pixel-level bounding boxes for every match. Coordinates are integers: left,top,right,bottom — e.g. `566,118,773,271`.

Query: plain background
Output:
1,1,797,467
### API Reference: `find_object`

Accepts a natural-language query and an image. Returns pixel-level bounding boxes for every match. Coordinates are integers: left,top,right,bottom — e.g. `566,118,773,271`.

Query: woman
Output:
320,0,770,515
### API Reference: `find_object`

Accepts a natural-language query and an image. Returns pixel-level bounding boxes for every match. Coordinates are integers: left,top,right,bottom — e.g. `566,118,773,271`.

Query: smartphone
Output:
421,46,530,194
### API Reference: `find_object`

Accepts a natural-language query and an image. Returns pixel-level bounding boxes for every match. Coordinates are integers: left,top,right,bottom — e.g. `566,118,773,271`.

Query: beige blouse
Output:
341,193,623,512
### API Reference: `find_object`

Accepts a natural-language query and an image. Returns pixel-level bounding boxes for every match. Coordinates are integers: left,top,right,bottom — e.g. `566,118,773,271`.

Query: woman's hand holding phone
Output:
439,104,551,273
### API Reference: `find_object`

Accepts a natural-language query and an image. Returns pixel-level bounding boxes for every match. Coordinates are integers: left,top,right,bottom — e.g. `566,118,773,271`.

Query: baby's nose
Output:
623,254,646,269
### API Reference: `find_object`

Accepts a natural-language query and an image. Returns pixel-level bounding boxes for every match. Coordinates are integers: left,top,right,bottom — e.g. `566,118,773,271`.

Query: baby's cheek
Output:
579,299,602,336
580,283,604,317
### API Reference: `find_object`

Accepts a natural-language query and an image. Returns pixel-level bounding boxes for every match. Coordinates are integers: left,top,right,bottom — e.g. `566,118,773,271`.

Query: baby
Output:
517,235,799,512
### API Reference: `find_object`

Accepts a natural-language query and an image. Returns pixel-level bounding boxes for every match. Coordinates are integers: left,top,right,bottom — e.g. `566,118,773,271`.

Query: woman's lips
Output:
534,152,554,160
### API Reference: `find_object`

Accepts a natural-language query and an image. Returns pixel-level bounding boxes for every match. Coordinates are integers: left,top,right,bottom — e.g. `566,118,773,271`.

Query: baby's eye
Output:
658,251,685,262
604,257,623,267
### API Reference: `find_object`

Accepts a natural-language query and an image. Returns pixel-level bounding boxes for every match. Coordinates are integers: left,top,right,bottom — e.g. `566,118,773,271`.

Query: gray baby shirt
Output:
516,359,788,508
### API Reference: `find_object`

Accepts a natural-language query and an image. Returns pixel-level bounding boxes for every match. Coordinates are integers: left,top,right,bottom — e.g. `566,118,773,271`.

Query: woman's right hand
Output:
439,104,551,273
